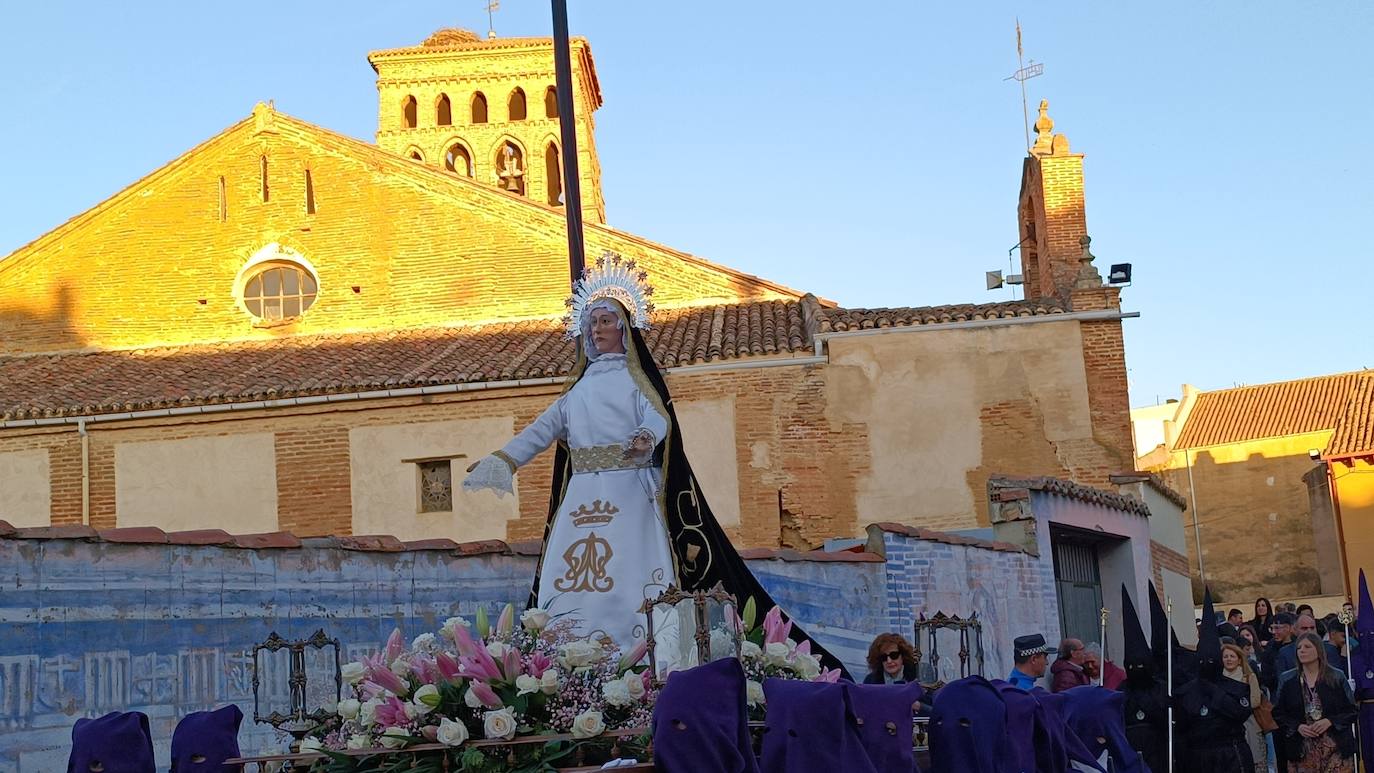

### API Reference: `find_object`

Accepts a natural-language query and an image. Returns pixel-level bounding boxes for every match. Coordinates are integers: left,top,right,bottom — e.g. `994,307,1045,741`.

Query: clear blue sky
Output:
2,2,1369,406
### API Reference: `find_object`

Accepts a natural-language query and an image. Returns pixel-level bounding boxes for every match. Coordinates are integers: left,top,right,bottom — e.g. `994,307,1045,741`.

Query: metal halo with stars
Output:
563,250,655,340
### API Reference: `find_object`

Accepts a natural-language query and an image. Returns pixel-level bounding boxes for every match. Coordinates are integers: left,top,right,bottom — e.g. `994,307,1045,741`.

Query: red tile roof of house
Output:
0,296,1070,422
1173,371,1373,449
1324,375,1374,459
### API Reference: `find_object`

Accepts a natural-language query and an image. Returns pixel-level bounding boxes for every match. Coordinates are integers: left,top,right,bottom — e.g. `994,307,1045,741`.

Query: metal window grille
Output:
418,460,453,513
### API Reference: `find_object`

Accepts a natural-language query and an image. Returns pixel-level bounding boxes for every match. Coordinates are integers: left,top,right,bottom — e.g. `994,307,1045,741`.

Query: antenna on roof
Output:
486,0,500,39
1004,19,1045,153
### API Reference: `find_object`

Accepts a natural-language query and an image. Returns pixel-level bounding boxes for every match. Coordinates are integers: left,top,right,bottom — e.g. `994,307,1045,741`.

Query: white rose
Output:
559,640,606,670
341,662,366,684
740,641,762,660
412,684,439,715
521,607,551,630
483,707,517,740
539,668,561,695
440,617,471,641
486,641,510,659
601,678,632,707
380,726,408,749
347,734,369,749
746,680,765,707
515,674,540,696
571,710,605,739
764,641,790,667
623,671,646,700
390,657,411,678
299,737,323,751
437,717,469,747
359,698,383,727
337,698,361,719
792,653,821,680
411,633,438,653
464,686,485,709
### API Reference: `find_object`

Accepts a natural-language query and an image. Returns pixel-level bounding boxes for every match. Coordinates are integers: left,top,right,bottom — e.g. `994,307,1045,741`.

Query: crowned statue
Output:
464,254,848,678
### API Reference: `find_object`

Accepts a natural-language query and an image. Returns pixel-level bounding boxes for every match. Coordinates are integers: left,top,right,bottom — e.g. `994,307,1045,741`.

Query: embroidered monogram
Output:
554,531,615,594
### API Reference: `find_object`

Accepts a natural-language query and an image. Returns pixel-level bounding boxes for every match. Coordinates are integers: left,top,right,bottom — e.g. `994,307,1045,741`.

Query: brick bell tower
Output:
368,28,606,224
1017,99,1135,469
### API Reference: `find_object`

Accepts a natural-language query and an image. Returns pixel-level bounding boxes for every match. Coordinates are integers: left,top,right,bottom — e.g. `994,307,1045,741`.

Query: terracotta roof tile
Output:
0,301,809,421
1324,375,1374,459
988,475,1153,517
1174,371,1372,449
820,298,1067,332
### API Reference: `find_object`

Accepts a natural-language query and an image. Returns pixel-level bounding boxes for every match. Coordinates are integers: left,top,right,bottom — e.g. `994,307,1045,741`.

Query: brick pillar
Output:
275,425,353,536
1019,100,1089,300
1074,285,1133,469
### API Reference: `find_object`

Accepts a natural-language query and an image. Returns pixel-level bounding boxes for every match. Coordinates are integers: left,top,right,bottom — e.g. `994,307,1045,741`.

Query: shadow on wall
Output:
1156,449,1335,604
0,284,88,356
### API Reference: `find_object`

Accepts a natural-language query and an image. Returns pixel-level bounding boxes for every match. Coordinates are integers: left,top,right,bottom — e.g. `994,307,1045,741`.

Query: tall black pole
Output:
551,0,586,287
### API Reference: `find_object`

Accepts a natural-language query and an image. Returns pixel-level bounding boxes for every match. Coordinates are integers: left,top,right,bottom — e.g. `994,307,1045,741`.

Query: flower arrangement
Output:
302,604,654,772
729,598,844,721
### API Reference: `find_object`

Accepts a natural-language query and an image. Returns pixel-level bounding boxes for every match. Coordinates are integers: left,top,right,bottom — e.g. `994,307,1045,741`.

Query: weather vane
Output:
486,0,500,39
1004,19,1046,152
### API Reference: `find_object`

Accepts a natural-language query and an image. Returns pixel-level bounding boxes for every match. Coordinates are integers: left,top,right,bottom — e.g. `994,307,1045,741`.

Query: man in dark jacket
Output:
1051,638,1093,692
1276,613,1345,677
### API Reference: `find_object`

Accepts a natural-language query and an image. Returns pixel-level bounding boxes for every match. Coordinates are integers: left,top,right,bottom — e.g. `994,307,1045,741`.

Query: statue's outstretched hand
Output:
462,454,515,497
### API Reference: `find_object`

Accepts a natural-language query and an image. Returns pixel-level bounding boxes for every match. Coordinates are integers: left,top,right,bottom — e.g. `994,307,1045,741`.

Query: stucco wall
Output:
674,397,741,527
826,321,1116,532
113,434,278,532
349,417,519,541
0,449,49,527
1333,458,1374,594
1159,432,1338,600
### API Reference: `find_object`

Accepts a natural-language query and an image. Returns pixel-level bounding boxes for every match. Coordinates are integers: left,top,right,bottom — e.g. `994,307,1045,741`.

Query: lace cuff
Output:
462,454,515,497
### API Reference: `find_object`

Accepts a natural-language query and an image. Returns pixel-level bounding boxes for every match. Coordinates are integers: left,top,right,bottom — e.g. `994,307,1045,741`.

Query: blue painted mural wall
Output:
0,531,1049,771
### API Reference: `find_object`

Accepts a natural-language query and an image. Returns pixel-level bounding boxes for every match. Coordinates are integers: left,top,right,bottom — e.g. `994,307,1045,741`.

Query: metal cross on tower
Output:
1004,19,1045,152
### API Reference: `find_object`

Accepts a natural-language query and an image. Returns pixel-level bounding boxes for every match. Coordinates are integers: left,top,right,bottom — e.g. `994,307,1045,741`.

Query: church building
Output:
0,29,1145,565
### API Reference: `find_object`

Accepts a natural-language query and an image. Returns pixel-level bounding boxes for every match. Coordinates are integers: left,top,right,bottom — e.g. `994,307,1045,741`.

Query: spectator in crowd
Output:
1221,642,1268,772
1279,614,1345,677
1218,608,1244,640
1249,597,1276,643
1281,602,1299,615
1237,624,1258,649
864,632,919,685
1051,638,1092,692
1296,603,1315,620
1082,641,1125,690
1327,619,1352,668
1260,613,1294,696
1007,633,1052,690
1273,633,1358,772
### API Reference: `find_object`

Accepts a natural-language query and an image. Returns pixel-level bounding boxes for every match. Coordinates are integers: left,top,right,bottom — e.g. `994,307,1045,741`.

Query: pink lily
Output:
814,668,842,683
762,606,792,645
641,670,653,691
359,680,387,700
374,695,409,727
469,679,503,709
459,652,503,682
384,628,405,663
410,656,438,685
367,665,410,697
502,646,521,681
793,640,812,657
527,652,553,677
618,639,648,671
435,651,462,682
451,621,480,659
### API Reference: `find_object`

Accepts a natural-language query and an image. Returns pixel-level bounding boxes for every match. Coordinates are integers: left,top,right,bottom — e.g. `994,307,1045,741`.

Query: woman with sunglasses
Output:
864,633,920,684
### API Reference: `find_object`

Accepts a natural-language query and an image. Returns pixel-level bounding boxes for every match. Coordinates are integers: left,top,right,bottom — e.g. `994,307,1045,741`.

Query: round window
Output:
243,263,317,321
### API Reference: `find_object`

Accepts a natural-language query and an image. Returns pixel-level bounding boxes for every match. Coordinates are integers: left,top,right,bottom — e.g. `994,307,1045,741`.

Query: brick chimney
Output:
1017,100,1091,301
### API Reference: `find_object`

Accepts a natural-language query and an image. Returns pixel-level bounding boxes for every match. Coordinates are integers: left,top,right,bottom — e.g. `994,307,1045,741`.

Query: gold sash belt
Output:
570,444,653,474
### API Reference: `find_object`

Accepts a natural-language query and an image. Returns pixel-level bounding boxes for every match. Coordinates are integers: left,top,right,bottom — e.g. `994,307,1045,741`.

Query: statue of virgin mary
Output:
464,254,847,677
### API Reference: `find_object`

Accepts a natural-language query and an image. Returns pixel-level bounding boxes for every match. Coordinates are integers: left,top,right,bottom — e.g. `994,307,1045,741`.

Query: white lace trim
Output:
461,454,514,497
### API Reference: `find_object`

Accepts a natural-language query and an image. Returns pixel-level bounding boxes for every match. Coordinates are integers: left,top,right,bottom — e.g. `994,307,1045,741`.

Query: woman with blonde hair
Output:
1221,642,1267,772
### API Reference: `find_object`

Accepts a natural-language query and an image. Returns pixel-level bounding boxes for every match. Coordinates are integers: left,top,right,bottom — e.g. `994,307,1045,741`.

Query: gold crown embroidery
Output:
571,499,619,527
